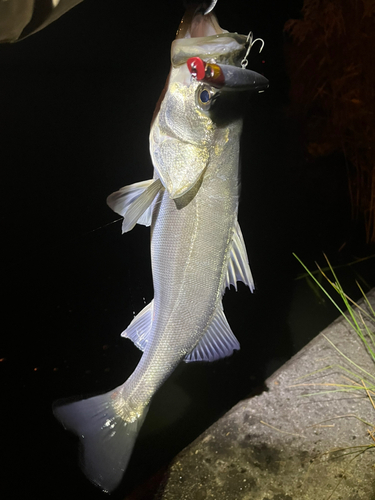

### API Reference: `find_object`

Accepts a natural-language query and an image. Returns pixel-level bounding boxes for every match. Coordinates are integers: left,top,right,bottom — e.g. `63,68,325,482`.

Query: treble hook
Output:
241,31,265,69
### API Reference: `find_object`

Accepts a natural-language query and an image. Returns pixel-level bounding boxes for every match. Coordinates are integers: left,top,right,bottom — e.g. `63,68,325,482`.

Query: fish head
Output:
150,6,268,200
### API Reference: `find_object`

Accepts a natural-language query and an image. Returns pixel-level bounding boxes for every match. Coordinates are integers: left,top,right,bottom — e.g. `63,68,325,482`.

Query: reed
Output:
293,253,374,495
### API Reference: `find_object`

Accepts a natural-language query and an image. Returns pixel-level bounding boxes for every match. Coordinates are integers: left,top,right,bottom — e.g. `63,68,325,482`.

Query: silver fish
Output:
54,5,268,493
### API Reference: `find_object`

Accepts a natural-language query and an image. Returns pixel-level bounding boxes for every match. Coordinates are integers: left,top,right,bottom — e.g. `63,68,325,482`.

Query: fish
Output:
53,4,268,494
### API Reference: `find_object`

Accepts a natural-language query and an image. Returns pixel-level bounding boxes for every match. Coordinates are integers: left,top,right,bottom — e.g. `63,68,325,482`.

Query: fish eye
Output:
200,89,210,103
196,84,219,112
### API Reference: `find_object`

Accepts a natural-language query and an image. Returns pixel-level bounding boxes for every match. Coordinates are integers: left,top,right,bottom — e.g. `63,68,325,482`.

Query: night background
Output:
1,1,374,498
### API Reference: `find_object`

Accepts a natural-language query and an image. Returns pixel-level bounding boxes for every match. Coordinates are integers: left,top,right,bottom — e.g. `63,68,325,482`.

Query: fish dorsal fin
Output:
107,179,163,233
121,300,154,351
224,219,254,292
184,303,239,363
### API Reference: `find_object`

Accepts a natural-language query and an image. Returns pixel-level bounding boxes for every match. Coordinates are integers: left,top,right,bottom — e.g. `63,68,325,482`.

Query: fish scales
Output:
124,119,241,411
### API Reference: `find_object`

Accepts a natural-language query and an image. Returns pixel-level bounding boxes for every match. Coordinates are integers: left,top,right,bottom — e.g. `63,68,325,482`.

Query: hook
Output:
184,1,218,15
241,32,265,69
204,0,218,14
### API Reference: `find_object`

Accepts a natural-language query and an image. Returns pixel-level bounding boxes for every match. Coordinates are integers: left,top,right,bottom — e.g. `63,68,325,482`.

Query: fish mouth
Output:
171,23,247,69
176,3,224,39
172,4,269,93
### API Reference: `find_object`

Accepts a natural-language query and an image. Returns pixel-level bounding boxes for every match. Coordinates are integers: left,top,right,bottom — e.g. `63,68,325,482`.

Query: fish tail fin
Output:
53,389,148,493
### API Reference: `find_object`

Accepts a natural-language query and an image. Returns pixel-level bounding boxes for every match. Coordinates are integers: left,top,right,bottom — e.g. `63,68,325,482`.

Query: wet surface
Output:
1,1,374,499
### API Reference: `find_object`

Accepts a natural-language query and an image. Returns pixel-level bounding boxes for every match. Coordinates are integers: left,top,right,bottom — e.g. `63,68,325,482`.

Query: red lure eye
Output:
187,57,206,80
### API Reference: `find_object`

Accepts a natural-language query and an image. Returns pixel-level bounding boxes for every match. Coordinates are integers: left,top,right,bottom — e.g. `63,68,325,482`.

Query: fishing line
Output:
4,217,124,271
80,217,123,236
4,195,163,273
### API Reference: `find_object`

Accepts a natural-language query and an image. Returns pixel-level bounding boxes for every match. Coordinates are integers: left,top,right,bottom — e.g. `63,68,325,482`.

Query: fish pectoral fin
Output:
224,219,255,292
107,178,162,233
184,303,239,363
121,300,154,351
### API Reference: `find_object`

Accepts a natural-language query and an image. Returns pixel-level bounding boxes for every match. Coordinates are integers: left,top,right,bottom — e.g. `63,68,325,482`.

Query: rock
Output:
158,289,375,499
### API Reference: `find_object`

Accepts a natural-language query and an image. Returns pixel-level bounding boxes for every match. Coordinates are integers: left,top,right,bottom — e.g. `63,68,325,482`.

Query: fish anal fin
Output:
224,219,254,292
121,301,154,351
107,179,162,233
184,304,239,363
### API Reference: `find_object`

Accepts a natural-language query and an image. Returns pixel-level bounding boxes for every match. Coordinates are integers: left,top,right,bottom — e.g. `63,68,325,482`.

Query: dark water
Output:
1,1,374,499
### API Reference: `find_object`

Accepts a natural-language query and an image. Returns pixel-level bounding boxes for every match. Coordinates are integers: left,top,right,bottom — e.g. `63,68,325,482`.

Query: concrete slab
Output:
157,289,375,500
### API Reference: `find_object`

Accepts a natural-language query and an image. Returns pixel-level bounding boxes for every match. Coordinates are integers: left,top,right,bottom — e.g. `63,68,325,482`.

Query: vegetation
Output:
284,1,375,242
293,254,375,496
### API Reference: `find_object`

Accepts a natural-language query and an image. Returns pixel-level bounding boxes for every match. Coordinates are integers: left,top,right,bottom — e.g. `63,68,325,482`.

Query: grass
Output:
293,253,375,498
